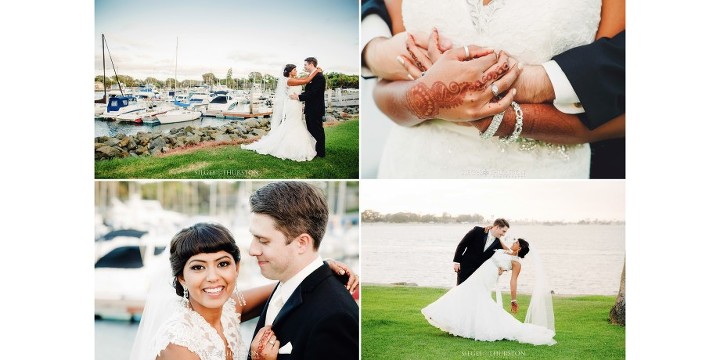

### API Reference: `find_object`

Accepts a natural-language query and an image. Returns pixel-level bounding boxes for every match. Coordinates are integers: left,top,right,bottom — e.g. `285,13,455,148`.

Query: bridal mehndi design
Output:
406,59,511,120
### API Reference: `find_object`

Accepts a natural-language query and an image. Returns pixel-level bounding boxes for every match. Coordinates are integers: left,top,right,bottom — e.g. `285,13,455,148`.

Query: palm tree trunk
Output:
609,257,625,325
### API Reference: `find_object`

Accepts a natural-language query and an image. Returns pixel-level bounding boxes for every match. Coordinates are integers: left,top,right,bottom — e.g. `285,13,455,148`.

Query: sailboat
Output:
156,37,201,124
96,34,148,120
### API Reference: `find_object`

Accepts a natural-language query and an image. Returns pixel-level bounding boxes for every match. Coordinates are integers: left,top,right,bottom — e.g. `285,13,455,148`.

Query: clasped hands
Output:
370,28,532,129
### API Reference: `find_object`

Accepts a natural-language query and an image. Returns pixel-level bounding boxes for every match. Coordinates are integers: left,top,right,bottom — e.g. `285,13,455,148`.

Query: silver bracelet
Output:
502,101,524,143
479,111,505,139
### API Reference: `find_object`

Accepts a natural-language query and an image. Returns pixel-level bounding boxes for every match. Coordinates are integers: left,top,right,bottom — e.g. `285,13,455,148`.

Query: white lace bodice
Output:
492,249,520,271
288,84,301,98
403,0,600,64
152,298,246,360
377,0,601,178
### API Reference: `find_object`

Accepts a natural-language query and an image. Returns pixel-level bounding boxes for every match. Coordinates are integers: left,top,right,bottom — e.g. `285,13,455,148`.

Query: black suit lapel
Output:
272,287,302,326
483,237,498,253
272,263,333,327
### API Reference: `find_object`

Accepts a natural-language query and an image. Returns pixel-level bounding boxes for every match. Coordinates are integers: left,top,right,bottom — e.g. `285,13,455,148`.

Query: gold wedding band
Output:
464,45,470,60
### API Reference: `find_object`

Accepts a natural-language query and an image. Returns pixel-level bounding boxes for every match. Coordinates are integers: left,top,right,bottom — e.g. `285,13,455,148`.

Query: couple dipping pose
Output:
130,182,359,359
242,57,326,161
422,218,556,345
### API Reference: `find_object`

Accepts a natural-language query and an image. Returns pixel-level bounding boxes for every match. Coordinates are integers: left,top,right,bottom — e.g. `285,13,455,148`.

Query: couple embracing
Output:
131,182,358,359
422,218,556,346
242,57,326,161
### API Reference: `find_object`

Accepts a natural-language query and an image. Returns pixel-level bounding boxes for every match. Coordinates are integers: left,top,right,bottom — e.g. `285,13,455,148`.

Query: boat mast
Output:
102,34,107,102
174,37,178,90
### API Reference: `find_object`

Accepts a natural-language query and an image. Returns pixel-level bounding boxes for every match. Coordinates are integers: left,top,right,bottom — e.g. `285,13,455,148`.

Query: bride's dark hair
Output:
517,238,530,258
283,64,296,78
169,223,241,297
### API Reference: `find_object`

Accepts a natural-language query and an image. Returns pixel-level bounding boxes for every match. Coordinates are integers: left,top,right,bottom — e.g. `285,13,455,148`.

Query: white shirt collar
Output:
485,232,494,248
275,255,324,304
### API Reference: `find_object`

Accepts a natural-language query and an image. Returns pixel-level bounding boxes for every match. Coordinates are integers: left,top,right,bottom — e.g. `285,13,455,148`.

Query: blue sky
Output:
95,0,359,81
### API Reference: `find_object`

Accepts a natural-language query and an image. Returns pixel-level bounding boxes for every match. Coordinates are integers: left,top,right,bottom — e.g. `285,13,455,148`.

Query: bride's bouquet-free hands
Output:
250,325,279,360
400,28,522,123
511,300,519,314
326,258,359,293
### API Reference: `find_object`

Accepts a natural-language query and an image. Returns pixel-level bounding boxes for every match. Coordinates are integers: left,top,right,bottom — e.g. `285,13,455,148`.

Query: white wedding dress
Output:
150,298,247,359
377,0,601,178
242,83,317,161
422,250,556,345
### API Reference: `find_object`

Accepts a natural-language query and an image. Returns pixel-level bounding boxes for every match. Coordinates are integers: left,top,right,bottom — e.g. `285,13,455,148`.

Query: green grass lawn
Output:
95,119,359,179
362,285,624,360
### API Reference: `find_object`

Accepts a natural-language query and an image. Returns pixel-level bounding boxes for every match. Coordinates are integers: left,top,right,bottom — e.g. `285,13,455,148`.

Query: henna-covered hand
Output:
402,43,521,122
250,326,279,360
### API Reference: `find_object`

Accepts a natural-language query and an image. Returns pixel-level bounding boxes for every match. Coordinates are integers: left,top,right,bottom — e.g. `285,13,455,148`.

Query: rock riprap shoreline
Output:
95,106,358,161
95,118,269,160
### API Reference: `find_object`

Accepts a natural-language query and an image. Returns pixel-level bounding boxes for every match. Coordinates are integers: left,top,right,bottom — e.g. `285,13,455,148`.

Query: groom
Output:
291,57,326,157
248,182,358,359
452,218,509,285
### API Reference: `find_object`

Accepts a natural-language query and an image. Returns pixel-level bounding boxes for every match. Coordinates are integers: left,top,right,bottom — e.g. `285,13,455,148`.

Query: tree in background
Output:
325,72,359,89
202,72,218,85
609,259,625,326
225,68,234,89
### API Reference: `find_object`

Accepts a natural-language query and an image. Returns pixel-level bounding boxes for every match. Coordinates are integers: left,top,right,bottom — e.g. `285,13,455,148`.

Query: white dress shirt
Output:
484,234,496,252
265,255,324,325
542,60,585,114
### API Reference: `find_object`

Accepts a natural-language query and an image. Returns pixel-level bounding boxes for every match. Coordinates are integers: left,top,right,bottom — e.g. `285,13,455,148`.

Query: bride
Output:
241,64,321,162
129,223,358,360
422,238,556,345
366,0,624,178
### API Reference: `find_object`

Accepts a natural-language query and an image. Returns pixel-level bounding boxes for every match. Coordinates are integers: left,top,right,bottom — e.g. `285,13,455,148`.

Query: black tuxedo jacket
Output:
298,72,326,156
453,226,502,285
362,0,390,24
298,72,326,120
251,263,359,359
553,31,625,131
553,31,625,179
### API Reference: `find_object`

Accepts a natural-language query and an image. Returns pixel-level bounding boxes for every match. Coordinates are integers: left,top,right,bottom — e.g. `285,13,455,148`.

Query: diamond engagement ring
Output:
464,45,470,60
491,83,500,97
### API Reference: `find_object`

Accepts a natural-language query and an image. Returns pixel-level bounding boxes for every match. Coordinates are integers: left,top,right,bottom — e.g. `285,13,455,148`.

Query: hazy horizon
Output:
361,180,625,222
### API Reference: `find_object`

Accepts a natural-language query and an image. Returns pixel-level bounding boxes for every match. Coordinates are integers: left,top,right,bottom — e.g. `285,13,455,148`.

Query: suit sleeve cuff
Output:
361,15,392,78
542,60,585,114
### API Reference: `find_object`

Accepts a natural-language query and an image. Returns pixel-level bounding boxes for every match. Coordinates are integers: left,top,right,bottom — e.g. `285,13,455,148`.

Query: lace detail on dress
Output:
152,298,247,360
466,0,506,35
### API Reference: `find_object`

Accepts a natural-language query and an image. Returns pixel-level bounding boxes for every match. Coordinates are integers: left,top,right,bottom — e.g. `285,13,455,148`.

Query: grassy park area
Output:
362,285,624,359
95,119,359,179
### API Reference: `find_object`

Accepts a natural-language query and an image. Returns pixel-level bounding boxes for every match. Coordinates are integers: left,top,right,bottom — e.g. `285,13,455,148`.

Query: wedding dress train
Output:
421,250,556,345
242,83,317,161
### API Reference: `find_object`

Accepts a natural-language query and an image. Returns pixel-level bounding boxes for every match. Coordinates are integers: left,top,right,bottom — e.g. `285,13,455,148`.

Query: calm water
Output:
95,106,261,138
361,223,625,295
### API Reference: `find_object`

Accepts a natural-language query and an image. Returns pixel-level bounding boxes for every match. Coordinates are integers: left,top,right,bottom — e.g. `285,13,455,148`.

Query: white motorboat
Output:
155,108,202,124
97,95,149,120
204,94,241,117
116,104,174,123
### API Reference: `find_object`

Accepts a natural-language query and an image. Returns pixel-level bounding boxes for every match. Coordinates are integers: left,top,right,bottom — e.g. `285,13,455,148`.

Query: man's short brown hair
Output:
250,182,328,250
